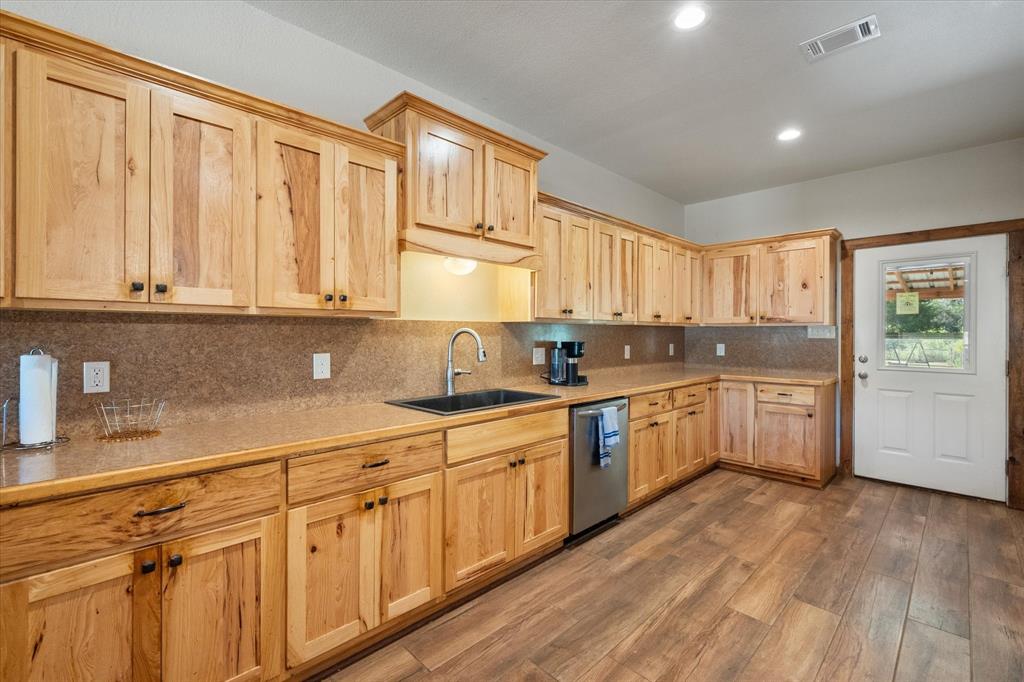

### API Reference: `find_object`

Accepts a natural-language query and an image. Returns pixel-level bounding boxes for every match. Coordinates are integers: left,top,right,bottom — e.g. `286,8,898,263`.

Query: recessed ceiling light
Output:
776,128,802,142
674,5,706,30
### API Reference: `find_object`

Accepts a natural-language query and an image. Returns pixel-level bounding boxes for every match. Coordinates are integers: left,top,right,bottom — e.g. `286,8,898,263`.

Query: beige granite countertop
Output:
0,365,836,505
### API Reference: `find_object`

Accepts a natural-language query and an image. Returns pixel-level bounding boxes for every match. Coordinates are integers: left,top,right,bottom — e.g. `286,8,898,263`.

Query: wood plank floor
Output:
320,470,1024,682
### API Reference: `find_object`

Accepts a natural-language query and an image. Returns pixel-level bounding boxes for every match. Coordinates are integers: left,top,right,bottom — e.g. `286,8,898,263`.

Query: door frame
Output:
839,218,1024,509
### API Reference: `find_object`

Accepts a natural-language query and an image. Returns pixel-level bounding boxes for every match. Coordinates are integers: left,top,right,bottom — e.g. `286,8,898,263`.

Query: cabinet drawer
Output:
755,384,815,406
0,462,281,581
629,390,673,419
447,409,568,465
288,432,442,505
673,385,708,409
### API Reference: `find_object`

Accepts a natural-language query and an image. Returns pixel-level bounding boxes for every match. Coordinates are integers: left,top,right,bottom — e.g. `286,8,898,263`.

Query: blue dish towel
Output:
597,406,620,469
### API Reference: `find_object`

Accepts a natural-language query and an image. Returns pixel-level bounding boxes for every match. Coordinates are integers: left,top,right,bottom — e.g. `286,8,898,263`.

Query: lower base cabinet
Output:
628,413,674,503
286,471,442,666
673,403,708,478
719,381,755,464
755,402,818,476
445,439,568,591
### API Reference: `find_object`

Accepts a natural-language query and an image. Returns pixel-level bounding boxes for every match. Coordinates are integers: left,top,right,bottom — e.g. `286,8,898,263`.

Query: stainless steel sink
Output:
387,388,558,416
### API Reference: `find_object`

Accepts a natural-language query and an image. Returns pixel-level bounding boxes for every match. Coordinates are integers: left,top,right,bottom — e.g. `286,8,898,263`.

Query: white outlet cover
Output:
532,347,546,365
312,353,331,380
807,325,837,339
83,361,110,394
669,343,675,356
624,344,631,360
716,343,726,357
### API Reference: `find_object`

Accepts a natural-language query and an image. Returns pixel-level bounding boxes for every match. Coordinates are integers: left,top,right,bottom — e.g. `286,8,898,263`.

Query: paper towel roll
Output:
19,352,57,445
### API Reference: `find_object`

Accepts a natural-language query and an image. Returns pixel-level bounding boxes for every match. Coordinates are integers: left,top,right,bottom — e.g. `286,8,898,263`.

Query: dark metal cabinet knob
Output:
518,457,526,465
339,294,348,302
567,309,574,314
475,223,484,230
131,281,145,292
155,283,168,294
140,560,156,574
378,496,389,505
324,293,334,301
509,460,517,468
487,224,495,232
364,500,375,510
167,554,183,568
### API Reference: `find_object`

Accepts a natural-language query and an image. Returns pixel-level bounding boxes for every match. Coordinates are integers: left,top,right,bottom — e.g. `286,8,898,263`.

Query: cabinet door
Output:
687,403,708,471
650,413,674,490
15,51,149,302
0,550,160,681
256,121,335,309
707,383,720,462
703,245,758,324
484,143,535,248
162,515,284,682
672,245,701,324
151,89,255,307
592,220,619,321
618,229,638,322
565,214,594,320
514,440,569,557
535,206,566,319
719,381,755,464
654,239,672,324
444,454,516,590
627,419,652,502
756,403,818,476
286,490,376,665
414,117,483,235
759,237,825,324
336,144,399,312
636,235,658,323
378,472,443,623
672,409,692,479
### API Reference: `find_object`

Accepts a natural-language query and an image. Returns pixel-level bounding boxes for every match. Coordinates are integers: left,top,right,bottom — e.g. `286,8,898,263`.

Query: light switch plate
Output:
669,343,675,356
532,347,545,365
624,344,631,360
716,343,726,357
312,353,331,380
807,325,837,339
83,361,110,394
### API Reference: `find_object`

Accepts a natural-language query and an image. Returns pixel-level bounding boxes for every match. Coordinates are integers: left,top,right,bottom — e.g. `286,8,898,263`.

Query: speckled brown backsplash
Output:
683,326,838,371
0,311,685,439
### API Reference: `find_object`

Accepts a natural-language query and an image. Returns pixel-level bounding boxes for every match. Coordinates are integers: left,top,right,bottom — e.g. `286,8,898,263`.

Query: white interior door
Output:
854,235,1007,501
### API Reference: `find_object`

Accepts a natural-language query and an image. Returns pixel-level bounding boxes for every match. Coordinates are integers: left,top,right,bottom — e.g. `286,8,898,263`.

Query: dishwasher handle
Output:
575,404,627,419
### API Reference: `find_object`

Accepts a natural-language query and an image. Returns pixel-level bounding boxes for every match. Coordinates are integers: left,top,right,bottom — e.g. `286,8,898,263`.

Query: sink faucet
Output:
446,327,487,395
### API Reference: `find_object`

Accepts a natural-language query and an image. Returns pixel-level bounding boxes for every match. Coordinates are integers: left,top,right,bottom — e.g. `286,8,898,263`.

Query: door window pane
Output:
880,256,973,372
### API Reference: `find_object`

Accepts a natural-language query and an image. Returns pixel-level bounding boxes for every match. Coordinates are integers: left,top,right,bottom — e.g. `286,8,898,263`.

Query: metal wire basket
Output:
95,398,166,442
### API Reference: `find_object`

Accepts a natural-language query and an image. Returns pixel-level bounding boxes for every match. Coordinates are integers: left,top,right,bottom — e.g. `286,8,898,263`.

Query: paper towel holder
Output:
0,397,70,451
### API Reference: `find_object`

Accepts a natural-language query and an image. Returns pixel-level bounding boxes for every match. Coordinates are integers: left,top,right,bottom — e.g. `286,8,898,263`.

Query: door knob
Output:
858,355,868,363
857,372,869,379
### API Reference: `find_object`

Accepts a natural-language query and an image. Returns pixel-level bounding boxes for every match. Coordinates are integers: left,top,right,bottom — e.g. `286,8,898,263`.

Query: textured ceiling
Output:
248,0,1024,204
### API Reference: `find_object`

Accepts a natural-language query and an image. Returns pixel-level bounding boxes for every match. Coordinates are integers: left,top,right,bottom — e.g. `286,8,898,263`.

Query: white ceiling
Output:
248,0,1024,204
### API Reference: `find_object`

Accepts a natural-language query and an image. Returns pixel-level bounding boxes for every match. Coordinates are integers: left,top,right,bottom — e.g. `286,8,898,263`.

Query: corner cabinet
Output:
365,93,546,268
702,244,759,324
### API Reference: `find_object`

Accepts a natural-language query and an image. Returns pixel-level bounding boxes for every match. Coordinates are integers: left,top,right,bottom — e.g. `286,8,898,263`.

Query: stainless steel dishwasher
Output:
570,398,629,535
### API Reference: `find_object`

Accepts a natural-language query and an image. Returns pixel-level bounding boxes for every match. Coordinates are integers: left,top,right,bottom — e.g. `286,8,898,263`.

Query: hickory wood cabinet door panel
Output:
161,515,284,682
256,121,335,310
336,144,399,313
638,235,672,324
514,440,569,557
484,144,535,248
592,221,638,322
674,403,708,479
444,454,516,590
755,403,818,476
15,50,150,302
565,214,594,320
628,414,673,502
0,549,160,681
414,116,484,236
719,381,755,465
703,244,758,324
707,382,721,463
151,89,255,307
654,239,673,325
672,245,702,324
759,237,826,324
535,207,567,319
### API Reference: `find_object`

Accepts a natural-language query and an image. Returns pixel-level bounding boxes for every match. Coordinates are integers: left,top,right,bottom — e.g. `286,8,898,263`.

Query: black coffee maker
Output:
548,340,587,386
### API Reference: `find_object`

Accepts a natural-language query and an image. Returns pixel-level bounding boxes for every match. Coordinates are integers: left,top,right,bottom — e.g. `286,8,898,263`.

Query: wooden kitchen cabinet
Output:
702,244,758,324
161,515,284,681
592,220,638,322
707,382,721,462
514,440,569,556
637,235,672,324
719,381,755,464
413,117,484,236
628,413,673,503
755,403,818,476
534,206,593,320
151,89,255,307
485,143,536,248
15,50,150,302
673,403,708,479
759,236,832,324
672,244,702,324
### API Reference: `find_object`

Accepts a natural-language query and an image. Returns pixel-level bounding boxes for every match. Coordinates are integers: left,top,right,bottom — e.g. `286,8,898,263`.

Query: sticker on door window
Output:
881,256,973,372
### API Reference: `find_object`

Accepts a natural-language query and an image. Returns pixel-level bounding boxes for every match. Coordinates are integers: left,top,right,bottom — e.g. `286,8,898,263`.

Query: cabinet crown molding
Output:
0,10,405,159
365,90,547,161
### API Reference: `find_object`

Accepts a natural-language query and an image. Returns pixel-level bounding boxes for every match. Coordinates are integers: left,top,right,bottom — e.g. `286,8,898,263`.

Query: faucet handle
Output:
454,368,472,377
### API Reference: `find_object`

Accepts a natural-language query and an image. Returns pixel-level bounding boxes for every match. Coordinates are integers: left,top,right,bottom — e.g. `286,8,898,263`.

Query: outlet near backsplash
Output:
0,311,685,439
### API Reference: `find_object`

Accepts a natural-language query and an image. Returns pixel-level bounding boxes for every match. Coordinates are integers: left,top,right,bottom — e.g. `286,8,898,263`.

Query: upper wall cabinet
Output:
593,220,637,323
637,235,671,324
151,89,255,307
702,244,758,324
15,51,151,302
671,244,701,325
365,93,546,269
534,206,592,320
759,235,835,325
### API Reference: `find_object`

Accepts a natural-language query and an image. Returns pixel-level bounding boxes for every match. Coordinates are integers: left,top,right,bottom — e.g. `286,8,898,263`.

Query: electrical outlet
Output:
716,343,726,357
532,347,545,365
83,361,110,394
807,325,837,339
669,343,675,357
624,344,631,360
312,353,331,380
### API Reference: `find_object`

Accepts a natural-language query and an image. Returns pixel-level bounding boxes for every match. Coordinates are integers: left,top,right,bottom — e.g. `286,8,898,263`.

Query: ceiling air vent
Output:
800,14,880,62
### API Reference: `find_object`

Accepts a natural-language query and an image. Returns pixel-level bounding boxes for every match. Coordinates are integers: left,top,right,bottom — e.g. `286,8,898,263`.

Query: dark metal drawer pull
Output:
378,496,389,505
361,459,390,469
648,401,660,406
777,392,793,397
140,560,156,574
135,501,187,517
